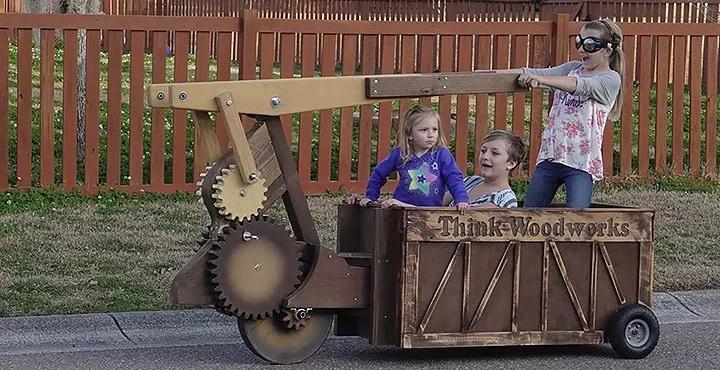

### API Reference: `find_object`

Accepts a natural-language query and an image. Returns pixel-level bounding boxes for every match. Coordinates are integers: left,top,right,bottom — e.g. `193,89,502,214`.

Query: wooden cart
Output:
147,72,659,364
335,205,658,358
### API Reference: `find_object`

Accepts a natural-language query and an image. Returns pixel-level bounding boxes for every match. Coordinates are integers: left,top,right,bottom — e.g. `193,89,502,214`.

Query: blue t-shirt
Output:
365,146,468,206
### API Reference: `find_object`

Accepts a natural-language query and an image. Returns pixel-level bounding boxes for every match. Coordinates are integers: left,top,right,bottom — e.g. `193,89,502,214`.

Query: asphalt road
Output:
1,321,718,370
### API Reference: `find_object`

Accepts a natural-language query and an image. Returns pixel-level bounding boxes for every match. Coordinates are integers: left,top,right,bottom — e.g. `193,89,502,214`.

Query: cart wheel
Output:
607,303,660,359
238,310,333,364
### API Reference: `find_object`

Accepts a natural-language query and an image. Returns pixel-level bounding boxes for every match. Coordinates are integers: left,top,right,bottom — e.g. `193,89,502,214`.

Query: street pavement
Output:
0,290,718,369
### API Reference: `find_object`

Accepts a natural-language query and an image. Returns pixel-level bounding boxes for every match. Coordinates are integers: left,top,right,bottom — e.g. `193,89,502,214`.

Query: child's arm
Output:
439,148,469,205
364,148,400,201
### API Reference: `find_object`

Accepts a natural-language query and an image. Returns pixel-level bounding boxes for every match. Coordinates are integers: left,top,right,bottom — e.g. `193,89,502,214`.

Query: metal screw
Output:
373,89,378,93
156,91,165,100
354,297,358,302
270,96,282,108
254,263,262,272
225,99,232,106
249,173,258,181
373,79,378,83
243,232,258,241
178,92,187,101
346,272,350,277
442,85,447,89
239,190,246,197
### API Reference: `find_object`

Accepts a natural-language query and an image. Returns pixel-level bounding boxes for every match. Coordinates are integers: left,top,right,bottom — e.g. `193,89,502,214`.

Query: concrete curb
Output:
1,290,718,355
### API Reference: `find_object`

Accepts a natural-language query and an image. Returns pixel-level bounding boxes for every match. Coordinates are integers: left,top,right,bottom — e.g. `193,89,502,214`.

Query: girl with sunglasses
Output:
506,19,625,208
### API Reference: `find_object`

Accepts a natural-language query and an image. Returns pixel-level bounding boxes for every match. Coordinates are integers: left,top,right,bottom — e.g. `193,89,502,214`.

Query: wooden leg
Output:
264,115,320,246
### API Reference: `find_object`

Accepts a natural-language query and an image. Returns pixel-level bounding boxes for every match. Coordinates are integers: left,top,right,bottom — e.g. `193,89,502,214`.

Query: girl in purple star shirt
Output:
359,105,469,211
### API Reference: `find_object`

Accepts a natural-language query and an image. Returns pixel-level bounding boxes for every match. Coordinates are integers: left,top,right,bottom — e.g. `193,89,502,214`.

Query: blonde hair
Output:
584,18,625,121
398,105,446,163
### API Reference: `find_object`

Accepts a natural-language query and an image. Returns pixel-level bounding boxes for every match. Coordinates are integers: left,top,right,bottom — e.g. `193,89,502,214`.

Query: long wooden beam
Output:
148,72,523,114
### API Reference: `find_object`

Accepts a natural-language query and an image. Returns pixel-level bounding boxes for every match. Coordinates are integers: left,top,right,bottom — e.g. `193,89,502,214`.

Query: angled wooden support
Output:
214,92,259,184
418,241,467,334
467,241,515,332
549,241,590,332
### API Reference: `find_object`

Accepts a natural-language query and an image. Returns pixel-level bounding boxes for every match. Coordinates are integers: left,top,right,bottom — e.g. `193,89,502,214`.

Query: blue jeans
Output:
523,160,594,208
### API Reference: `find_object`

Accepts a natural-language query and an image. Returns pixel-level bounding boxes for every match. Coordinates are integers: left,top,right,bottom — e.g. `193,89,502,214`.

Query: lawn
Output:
0,181,719,317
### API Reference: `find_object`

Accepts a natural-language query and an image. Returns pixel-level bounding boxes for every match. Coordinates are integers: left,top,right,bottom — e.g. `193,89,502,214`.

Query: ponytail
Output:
586,18,625,121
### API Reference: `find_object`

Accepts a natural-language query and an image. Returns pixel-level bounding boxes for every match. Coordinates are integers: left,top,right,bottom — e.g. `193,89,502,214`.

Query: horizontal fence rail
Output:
1,12,719,196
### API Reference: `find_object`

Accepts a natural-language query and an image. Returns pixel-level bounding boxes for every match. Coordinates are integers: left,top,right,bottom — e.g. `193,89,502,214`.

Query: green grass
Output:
0,181,719,317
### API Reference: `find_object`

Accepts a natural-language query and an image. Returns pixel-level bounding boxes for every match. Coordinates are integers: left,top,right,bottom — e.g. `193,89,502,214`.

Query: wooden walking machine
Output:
147,72,658,364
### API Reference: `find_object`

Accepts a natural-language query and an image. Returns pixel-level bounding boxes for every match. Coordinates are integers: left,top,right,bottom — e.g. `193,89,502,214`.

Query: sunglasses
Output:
575,35,613,53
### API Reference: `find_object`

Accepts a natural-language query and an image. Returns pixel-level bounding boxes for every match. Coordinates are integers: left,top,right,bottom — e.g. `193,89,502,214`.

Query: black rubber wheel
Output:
607,303,660,359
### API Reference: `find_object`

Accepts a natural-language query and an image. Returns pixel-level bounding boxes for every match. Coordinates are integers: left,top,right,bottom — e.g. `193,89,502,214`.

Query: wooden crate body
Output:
336,205,654,349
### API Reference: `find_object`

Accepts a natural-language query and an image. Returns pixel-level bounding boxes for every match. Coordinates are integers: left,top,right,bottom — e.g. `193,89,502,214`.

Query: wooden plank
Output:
417,34,434,107
129,30,146,186
338,34,357,185
16,29,32,188
376,34,394,164
418,242,464,334
215,92,259,184
215,31,232,150
193,31,211,175
106,30,123,187
438,35,454,138
172,31,190,185
511,34,528,166
455,35,472,174
318,33,336,183
266,116,320,245
637,35,652,177
705,36,718,175
598,241,627,305
620,35,635,177
689,35,702,176
671,35,686,175
511,241,521,332
467,241,513,332
193,111,221,164
0,14,240,31
367,72,523,98
0,28,7,190
402,241,420,335
62,29,78,190
358,34,377,183
493,34,510,130
84,29,101,192
529,35,545,175
590,241,598,329
474,35,491,175
284,245,369,308
542,241,549,331
655,35,670,174
405,208,654,243
638,241,654,306
151,31,168,186
279,32,295,143
297,33,316,183
549,241,589,332
462,240,471,332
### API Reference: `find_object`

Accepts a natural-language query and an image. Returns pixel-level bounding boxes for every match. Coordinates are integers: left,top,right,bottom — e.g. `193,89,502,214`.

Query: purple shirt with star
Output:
365,146,468,206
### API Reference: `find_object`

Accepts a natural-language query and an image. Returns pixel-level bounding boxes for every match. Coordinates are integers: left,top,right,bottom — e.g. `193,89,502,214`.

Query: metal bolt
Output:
346,272,350,277
444,76,448,80
373,89,378,93
373,79,378,83
243,231,258,241
249,173,258,181
354,297,358,302
156,91,165,100
270,96,282,108
254,263,262,272
178,92,187,101
225,99,232,106
239,189,246,197
442,85,447,89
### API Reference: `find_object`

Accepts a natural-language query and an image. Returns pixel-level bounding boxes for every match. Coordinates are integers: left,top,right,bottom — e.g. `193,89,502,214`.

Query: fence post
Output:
240,9,258,80
553,13,570,65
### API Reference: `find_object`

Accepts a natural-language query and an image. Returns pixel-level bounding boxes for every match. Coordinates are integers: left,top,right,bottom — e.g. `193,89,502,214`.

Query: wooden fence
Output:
540,0,720,22
0,12,719,195
103,0,539,21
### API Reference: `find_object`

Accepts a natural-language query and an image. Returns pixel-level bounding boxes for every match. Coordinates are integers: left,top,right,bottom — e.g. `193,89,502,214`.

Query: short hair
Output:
482,130,526,170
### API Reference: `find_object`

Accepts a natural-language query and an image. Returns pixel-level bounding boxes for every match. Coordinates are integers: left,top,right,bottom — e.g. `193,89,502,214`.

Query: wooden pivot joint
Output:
214,92,259,184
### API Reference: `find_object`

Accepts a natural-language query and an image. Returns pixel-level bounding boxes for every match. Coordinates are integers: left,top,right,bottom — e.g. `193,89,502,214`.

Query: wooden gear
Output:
147,72,658,364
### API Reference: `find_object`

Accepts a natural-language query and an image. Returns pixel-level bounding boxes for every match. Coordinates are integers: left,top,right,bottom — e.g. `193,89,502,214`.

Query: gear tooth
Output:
221,168,230,175
195,189,202,196
195,181,203,187
228,164,237,170
211,183,221,189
